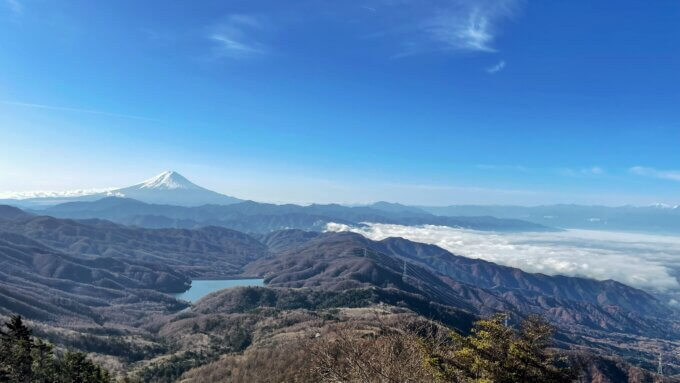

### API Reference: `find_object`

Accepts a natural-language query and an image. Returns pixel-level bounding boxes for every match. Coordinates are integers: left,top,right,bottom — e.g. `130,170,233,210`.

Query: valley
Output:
1,195,679,381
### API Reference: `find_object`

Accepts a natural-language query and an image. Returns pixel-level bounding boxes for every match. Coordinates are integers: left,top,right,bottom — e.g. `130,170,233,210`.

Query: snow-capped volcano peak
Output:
0,171,242,207
137,171,200,190
108,171,242,206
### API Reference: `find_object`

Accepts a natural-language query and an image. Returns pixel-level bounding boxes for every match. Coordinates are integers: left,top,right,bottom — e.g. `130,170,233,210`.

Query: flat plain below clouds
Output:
326,223,680,296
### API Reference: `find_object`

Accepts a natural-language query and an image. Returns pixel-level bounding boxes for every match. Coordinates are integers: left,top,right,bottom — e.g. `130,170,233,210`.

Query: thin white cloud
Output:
400,0,520,55
425,9,496,52
141,28,174,47
1,101,158,122
560,166,605,177
326,223,680,294
0,188,116,200
200,1,520,59
486,60,506,73
211,35,265,55
588,166,604,175
476,164,526,171
4,0,22,15
630,166,680,182
208,14,269,59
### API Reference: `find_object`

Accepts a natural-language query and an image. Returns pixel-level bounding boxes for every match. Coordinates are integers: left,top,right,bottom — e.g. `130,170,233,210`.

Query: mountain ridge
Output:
38,197,554,233
246,230,677,339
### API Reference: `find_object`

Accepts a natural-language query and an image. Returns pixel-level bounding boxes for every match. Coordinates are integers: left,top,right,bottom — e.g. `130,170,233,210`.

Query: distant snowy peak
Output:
0,170,242,207
109,170,242,206
649,203,680,209
135,171,201,190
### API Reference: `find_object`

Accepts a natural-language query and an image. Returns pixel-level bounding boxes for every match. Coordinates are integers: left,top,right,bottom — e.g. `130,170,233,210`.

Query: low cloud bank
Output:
326,223,680,294
0,188,117,200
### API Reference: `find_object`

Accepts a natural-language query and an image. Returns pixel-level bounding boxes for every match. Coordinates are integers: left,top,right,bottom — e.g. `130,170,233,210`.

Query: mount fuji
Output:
107,171,242,206
1,171,242,208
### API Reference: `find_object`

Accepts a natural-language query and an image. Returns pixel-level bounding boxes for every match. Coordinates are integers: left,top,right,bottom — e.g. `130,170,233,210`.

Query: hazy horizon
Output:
1,169,679,208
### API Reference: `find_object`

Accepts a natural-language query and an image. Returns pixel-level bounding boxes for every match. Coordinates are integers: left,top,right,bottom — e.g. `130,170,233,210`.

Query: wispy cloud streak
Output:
1,101,158,122
486,60,506,73
560,167,605,177
4,0,22,15
476,164,526,172
391,0,521,56
198,1,521,59
208,14,269,59
426,8,495,52
630,166,680,182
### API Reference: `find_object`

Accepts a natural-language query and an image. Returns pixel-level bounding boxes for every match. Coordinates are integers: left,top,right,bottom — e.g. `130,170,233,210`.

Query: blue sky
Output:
0,0,679,205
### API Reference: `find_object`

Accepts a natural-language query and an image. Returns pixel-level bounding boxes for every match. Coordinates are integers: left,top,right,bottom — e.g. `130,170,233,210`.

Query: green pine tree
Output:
425,313,575,383
0,315,112,383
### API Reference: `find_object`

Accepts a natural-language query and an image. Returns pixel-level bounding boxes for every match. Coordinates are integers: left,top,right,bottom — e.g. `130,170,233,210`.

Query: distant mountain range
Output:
347,201,680,233
407,203,680,233
36,197,553,233
0,171,242,207
3,171,679,233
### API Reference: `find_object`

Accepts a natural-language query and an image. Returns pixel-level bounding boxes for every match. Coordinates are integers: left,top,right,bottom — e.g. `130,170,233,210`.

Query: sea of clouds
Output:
326,222,680,296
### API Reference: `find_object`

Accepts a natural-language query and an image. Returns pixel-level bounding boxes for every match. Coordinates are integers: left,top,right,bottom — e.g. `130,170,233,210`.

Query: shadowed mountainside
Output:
377,236,671,317
0,231,187,324
0,210,268,278
247,231,677,338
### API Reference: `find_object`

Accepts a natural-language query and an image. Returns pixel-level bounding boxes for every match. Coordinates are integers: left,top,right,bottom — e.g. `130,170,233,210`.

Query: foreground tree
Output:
308,313,575,383
0,315,111,383
425,313,575,383
309,323,436,382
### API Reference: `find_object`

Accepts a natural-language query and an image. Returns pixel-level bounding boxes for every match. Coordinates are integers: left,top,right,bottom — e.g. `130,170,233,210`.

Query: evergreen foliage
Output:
425,313,575,383
0,315,111,383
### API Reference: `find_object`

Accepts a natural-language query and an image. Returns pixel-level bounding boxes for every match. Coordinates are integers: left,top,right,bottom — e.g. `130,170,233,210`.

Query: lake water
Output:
174,279,264,303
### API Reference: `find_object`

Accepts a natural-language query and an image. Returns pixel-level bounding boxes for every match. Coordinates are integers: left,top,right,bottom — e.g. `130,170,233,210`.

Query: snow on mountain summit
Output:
0,170,242,207
109,171,242,206
137,171,200,190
